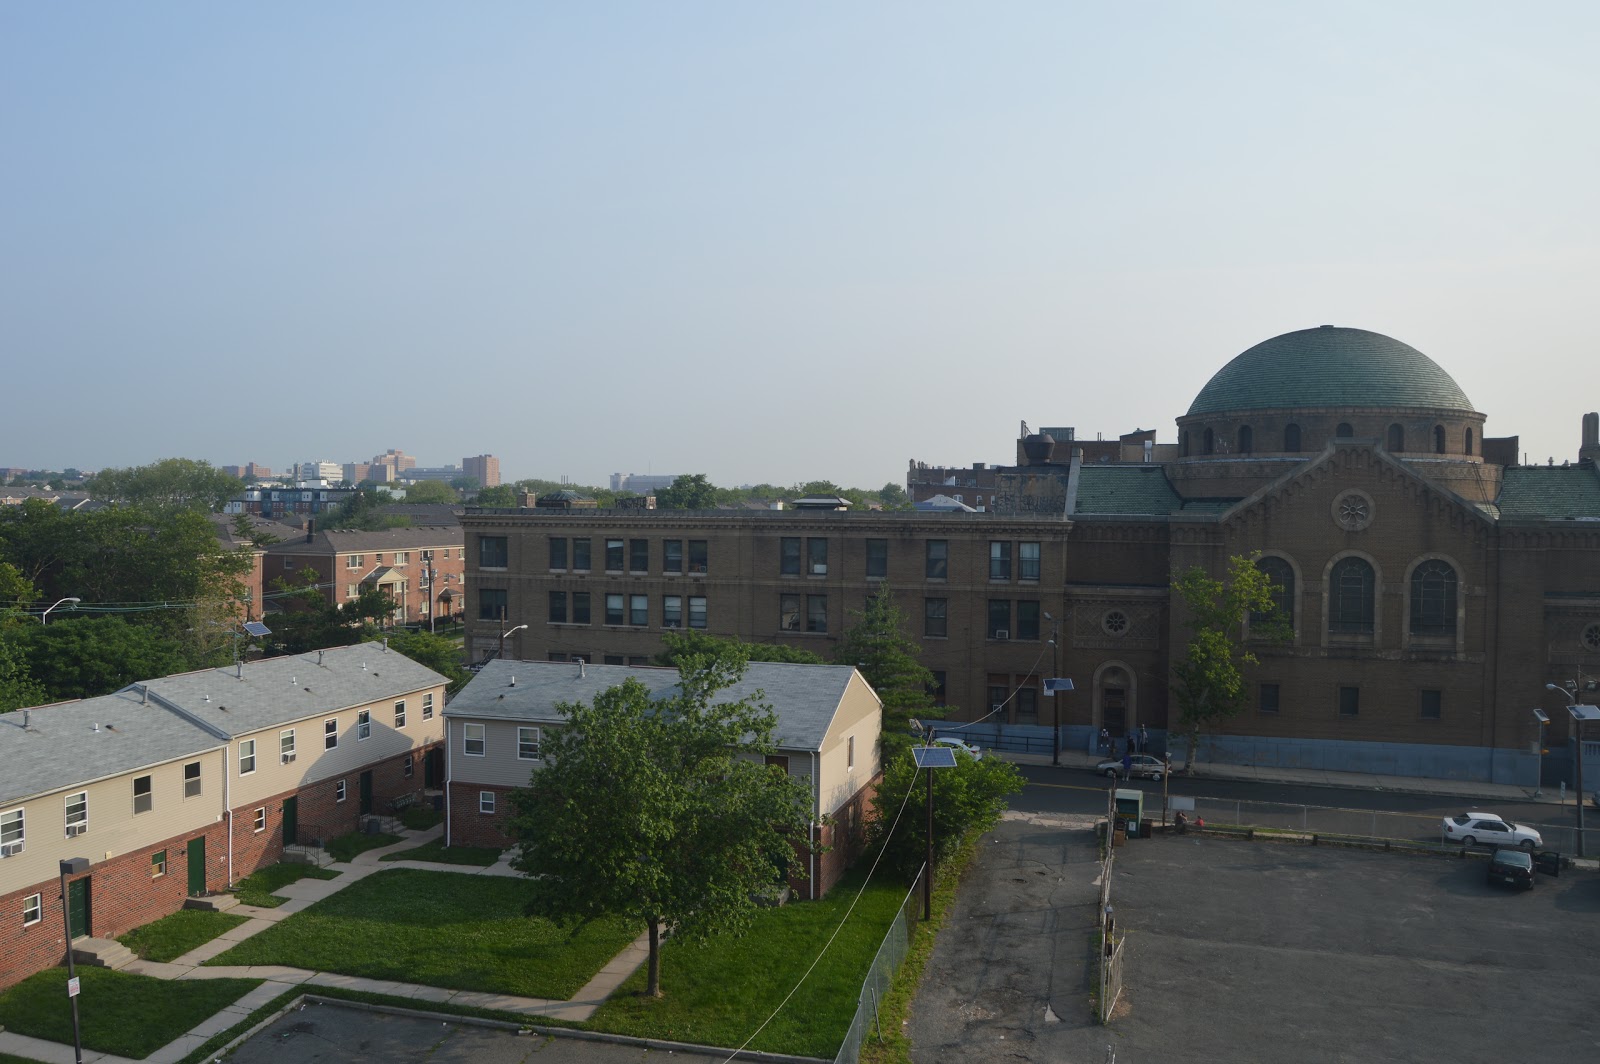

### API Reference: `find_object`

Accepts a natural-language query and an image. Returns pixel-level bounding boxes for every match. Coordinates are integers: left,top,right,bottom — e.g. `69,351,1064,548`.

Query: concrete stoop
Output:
184,893,241,912
71,936,136,970
283,844,332,867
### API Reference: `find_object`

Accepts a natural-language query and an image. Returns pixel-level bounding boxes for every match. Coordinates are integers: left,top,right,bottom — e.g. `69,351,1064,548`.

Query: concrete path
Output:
0,826,653,1064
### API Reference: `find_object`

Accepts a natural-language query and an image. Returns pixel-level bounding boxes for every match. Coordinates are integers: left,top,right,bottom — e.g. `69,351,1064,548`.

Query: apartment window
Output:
346,554,364,570
806,594,828,633
357,710,371,741
422,693,434,720
630,594,649,626
780,593,801,631
404,754,414,777
663,594,683,629
549,591,568,624
924,597,948,638
64,791,88,837
151,851,166,878
807,538,828,576
1338,686,1360,717
1259,683,1280,714
926,540,948,580
393,552,409,565
480,536,509,569
549,537,568,570
394,700,407,729
478,588,508,622
630,539,649,573
1328,557,1375,635
24,893,42,925
324,718,338,750
335,780,347,802
347,584,360,599
518,727,542,760
605,539,624,571
283,557,295,569
184,761,202,798
688,596,707,629
866,539,888,579
988,600,1011,639
1016,601,1040,641
239,739,257,775
253,807,266,832
688,540,708,574
280,729,296,760
605,593,625,625
1,808,23,853
780,537,802,576
464,723,486,756
766,754,790,774
1019,542,1041,582
572,538,592,571
479,791,496,814
133,775,152,814
1410,560,1458,638
989,541,1012,581
663,539,683,573
1420,689,1443,720
848,735,856,770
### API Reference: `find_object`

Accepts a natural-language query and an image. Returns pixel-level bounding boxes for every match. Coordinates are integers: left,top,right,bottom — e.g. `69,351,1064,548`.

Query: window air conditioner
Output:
282,753,297,764
0,842,21,857
994,629,1009,640
66,825,86,838
811,564,828,575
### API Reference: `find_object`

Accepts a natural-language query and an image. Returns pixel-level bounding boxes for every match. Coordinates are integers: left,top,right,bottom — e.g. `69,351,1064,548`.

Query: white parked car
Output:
1097,754,1165,781
930,737,982,761
1440,812,1542,850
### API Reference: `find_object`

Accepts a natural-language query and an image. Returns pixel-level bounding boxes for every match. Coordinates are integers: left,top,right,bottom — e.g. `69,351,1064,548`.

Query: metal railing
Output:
833,865,924,1064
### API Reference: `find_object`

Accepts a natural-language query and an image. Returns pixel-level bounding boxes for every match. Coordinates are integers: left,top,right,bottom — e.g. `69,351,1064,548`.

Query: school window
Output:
1014,686,1038,724
1259,683,1280,714
866,539,888,579
807,538,828,575
239,739,257,775
989,541,1012,580
280,729,296,760
394,700,406,729
663,539,683,573
604,654,624,665
1,808,23,853
924,598,948,638
23,893,42,925
151,851,166,878
357,710,371,741
931,670,947,705
605,539,624,571
1420,689,1443,720
987,680,1009,714
464,723,486,756
518,727,542,760
572,591,591,625
572,537,592,571
688,540,708,574
479,791,496,814
478,588,508,622
324,718,339,750
1016,601,1041,641
549,591,568,624
133,775,153,814
630,539,649,573
628,656,650,666
549,537,568,570
404,754,414,777
780,593,801,631
926,540,948,580
663,594,683,628
335,780,347,802
630,594,649,626
806,595,827,633
184,761,202,798
65,792,88,836
605,593,625,625
780,537,802,575
479,536,509,569
253,807,266,832
688,596,708,629
988,600,1012,639
422,693,434,720
1019,542,1041,581
1338,686,1360,717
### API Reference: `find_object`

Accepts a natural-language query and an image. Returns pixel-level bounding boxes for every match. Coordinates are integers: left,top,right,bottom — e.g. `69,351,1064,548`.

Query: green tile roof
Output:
1073,466,1183,516
1188,326,1475,416
1495,464,1600,520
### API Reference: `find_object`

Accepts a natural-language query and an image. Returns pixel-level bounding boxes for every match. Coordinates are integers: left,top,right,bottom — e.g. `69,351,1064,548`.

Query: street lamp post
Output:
1046,613,1062,765
41,596,81,624
1532,708,1549,798
59,857,90,1064
498,621,527,662
1547,683,1600,858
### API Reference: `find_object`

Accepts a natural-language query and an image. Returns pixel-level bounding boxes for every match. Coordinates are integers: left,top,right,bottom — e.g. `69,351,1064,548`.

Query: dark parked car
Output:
1486,848,1535,891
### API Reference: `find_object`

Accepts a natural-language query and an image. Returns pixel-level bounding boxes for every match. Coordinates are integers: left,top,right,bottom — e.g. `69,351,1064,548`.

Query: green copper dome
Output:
1187,326,1475,416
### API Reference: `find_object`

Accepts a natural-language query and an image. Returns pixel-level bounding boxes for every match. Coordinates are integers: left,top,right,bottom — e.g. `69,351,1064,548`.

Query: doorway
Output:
424,748,444,788
187,837,207,896
67,877,91,939
281,796,298,846
359,770,374,815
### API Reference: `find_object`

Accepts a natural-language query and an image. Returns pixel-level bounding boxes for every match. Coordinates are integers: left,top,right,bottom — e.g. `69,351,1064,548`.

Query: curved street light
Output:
41,596,81,624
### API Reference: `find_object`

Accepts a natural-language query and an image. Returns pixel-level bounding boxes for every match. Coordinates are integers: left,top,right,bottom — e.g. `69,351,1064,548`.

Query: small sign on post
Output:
67,976,80,998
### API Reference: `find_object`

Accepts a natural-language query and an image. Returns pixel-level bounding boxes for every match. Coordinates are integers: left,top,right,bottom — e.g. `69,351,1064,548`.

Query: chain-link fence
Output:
833,866,924,1064
1100,936,1125,1024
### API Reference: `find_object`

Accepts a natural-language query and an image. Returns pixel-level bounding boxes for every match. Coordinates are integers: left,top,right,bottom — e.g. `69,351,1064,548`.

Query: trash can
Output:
1140,818,1154,839
1534,850,1562,877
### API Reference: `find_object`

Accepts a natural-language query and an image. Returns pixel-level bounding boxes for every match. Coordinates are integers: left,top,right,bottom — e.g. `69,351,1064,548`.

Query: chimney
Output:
518,491,537,508
305,517,315,544
1581,412,1600,464
579,660,586,679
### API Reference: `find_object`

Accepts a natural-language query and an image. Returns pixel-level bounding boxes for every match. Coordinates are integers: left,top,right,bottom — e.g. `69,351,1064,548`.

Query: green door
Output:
359,770,374,815
187,837,207,896
281,796,298,846
424,748,443,788
66,877,91,939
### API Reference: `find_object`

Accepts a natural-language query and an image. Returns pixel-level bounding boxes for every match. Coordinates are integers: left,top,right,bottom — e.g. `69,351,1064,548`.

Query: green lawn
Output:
588,871,914,1058
379,838,502,865
0,967,260,1059
325,831,401,863
400,805,443,831
207,868,639,1000
117,909,249,962
231,862,341,908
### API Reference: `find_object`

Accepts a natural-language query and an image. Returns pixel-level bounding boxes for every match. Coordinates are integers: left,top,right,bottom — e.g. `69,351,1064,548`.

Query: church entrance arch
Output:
1092,662,1137,742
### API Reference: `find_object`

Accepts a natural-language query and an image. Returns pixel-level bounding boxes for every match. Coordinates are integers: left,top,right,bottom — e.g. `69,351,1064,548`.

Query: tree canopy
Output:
401,480,458,505
507,645,813,997
654,473,719,510
653,630,825,667
10,616,192,702
473,484,518,507
866,746,1024,878
370,629,469,694
87,458,241,513
833,582,942,752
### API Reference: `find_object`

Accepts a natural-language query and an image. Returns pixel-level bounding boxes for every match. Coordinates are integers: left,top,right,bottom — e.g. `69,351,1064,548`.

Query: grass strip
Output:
303,985,586,1029
0,1053,46,1064
171,986,303,1064
400,805,443,831
231,862,341,908
326,831,402,863
207,868,639,1000
379,839,502,865
586,868,910,1059
0,967,260,1059
117,909,250,962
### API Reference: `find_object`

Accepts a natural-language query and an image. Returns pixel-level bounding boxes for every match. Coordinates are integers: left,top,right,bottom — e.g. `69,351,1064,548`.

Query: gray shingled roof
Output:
136,643,449,738
446,659,861,752
1072,466,1184,516
1495,464,1600,520
0,693,223,805
264,526,462,555
1188,326,1475,416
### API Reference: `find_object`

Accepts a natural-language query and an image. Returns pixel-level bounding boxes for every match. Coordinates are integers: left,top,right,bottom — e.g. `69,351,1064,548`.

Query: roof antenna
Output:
318,650,324,666
510,675,516,687
141,685,149,706
579,660,586,679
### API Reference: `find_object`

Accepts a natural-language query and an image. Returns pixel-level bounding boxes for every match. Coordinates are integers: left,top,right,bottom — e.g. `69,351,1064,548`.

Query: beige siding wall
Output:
447,717,546,789
817,674,883,818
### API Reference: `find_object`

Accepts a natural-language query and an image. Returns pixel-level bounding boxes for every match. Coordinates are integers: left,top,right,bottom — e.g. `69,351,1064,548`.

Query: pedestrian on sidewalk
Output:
1122,749,1133,777
1139,723,1149,754
1100,727,1110,756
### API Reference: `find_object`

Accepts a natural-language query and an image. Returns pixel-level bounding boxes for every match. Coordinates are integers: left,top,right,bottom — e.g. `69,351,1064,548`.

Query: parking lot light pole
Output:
1532,708,1549,798
60,857,90,1064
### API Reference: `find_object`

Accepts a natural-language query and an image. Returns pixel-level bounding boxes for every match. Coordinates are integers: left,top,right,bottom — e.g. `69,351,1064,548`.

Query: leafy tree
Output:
653,630,825,667
474,484,518,507
0,558,45,711
450,476,480,491
796,480,843,497
833,582,942,753
266,573,398,655
371,630,468,694
878,483,911,510
655,474,718,510
507,646,813,997
866,747,1025,878
1169,553,1288,772
231,513,280,548
12,617,192,702
87,458,241,513
402,480,458,505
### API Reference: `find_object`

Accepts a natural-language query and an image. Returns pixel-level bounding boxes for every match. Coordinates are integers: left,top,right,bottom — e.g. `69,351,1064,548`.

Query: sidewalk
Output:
0,826,653,1064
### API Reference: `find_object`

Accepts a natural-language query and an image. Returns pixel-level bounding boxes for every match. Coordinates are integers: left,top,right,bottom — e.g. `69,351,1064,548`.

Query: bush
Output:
866,749,1025,878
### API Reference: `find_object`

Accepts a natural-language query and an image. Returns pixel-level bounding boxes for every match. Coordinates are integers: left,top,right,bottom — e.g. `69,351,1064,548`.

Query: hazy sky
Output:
4,3,1597,488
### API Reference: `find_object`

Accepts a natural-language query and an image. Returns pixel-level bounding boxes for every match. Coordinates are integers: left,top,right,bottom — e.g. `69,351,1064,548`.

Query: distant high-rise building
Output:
297,460,342,483
369,449,416,480
463,454,501,487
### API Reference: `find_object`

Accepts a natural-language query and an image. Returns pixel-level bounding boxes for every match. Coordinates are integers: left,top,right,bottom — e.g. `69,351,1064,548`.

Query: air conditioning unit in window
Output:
811,564,828,575
662,622,680,629
994,629,1009,640
66,825,87,838
0,842,21,857
282,753,297,764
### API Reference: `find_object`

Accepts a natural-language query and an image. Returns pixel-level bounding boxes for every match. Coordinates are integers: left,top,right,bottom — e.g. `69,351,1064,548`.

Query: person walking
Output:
1121,748,1133,777
1100,727,1110,756
1139,723,1149,754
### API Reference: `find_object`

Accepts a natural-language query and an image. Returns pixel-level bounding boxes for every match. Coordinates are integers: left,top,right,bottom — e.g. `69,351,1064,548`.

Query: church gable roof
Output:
1496,464,1600,520
1072,465,1183,516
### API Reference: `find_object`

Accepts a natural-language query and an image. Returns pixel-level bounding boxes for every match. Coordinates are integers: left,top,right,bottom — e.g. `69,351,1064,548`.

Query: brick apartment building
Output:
463,455,500,488
262,525,466,626
460,326,1600,785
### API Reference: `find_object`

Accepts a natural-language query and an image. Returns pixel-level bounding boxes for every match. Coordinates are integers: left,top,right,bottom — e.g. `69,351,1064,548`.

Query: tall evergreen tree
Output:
833,582,942,750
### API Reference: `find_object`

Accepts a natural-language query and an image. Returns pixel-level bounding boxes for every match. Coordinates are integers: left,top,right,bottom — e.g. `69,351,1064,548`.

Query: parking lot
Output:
912,816,1600,1063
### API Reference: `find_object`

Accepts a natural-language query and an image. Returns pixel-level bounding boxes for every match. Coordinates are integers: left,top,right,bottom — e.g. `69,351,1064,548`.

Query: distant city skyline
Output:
4,4,1597,486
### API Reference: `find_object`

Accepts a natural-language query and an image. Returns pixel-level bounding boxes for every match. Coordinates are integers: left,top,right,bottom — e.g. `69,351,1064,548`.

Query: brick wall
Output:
447,781,518,848
796,774,880,900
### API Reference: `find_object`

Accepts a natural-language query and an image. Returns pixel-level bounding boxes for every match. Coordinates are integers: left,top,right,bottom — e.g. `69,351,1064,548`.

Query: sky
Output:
4,3,1598,488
